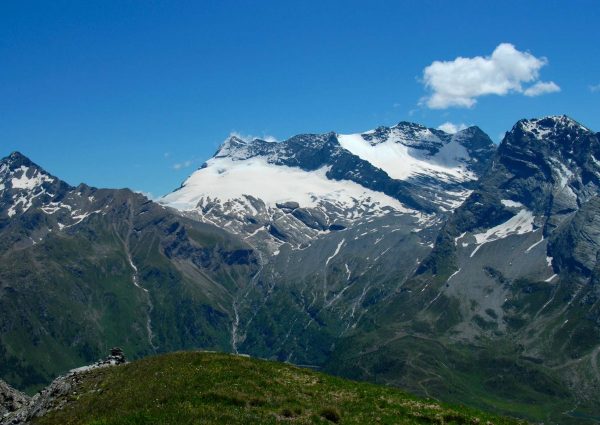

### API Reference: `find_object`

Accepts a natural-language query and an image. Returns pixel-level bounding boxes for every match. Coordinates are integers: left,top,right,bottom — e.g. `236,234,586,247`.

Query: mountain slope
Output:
326,116,600,424
6,351,526,425
4,116,598,423
158,122,496,365
161,122,495,252
0,152,258,393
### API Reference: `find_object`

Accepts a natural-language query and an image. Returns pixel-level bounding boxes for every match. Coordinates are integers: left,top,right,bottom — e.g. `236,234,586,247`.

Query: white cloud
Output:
523,81,560,96
173,160,193,170
421,43,560,109
437,122,468,134
590,84,600,93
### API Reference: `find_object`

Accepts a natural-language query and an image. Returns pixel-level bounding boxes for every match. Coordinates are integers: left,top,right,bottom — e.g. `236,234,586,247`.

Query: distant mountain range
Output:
1,115,599,423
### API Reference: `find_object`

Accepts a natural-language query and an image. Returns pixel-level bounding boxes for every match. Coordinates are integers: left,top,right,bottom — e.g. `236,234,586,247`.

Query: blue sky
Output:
1,0,599,197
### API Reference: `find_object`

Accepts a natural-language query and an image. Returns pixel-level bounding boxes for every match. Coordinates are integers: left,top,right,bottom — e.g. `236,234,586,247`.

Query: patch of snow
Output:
71,212,91,224
470,209,535,257
447,268,461,282
454,232,466,246
344,263,351,280
544,274,558,282
337,131,476,183
520,116,589,141
501,199,524,208
525,233,544,253
521,120,553,139
10,166,53,190
325,239,345,267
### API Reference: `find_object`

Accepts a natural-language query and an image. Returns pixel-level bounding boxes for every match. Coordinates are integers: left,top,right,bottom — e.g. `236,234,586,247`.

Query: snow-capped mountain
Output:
329,116,600,422
0,152,146,248
415,115,600,331
0,152,106,247
2,116,600,423
160,122,495,252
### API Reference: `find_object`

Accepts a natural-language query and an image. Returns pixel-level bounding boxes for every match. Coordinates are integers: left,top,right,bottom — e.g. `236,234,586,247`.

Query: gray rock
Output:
1,349,127,425
0,380,29,419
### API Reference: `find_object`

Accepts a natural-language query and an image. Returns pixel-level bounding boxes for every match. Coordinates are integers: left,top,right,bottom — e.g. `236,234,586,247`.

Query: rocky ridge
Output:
160,122,495,253
326,116,600,423
1,349,126,425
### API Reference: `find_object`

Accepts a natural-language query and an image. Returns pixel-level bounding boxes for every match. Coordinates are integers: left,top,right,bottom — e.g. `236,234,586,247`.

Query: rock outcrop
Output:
0,381,29,419
1,349,126,425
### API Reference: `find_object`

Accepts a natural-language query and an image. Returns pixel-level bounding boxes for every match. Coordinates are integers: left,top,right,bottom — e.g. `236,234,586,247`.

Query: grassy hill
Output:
31,351,526,425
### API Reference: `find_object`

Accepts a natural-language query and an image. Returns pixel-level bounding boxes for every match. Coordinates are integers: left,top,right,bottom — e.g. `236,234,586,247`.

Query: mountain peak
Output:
514,115,590,141
215,135,249,157
0,151,59,194
1,151,35,171
395,121,428,130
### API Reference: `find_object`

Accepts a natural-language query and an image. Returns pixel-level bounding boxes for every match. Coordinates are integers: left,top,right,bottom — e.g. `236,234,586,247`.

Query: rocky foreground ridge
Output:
0,348,126,425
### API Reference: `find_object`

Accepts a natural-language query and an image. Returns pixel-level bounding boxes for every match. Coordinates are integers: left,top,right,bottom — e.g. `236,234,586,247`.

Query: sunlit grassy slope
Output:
33,351,526,425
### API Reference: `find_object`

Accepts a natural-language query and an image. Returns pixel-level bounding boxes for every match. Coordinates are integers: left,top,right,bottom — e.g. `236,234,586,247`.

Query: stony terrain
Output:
0,380,28,419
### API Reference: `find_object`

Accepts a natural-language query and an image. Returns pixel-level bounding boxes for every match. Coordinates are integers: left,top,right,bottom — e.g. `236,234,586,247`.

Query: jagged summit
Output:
1,151,38,172
511,114,591,142
337,122,494,182
500,114,600,180
0,152,61,201
161,120,496,252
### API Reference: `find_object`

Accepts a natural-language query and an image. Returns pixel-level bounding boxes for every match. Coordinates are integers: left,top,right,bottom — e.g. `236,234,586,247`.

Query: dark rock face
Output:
550,196,600,277
291,208,329,231
494,116,600,216
422,116,600,258
275,201,299,212
0,380,29,418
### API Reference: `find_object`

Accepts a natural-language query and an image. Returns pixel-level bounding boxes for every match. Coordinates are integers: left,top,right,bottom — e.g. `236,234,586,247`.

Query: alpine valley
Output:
1,116,599,424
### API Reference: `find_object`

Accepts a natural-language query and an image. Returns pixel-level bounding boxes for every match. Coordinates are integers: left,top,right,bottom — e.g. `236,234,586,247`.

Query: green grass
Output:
34,351,526,425
325,333,599,424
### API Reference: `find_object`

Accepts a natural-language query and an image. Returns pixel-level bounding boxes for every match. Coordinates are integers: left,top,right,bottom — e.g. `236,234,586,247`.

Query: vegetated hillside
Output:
0,152,258,393
28,351,525,425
